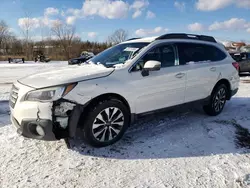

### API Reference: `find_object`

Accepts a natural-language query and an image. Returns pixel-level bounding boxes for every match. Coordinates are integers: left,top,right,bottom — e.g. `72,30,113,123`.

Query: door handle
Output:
210,67,216,72
175,73,185,78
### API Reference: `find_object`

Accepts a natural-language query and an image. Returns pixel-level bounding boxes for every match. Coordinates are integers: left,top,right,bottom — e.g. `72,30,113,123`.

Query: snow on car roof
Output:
122,36,157,43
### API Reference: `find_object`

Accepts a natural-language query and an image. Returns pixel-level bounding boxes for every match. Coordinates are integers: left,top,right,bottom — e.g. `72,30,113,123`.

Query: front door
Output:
129,44,186,114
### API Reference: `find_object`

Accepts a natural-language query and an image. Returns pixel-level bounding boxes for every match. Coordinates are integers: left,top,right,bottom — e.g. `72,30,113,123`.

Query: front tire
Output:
82,99,130,147
203,84,228,116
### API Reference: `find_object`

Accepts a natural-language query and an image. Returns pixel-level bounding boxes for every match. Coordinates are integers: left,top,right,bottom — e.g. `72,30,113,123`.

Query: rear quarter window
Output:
177,43,227,65
205,45,227,61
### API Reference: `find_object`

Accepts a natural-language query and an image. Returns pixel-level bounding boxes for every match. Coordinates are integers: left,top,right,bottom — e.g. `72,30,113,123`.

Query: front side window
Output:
87,42,149,68
132,44,176,71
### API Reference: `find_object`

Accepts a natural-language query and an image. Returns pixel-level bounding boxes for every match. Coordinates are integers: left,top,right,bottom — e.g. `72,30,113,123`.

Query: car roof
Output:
121,33,227,51
121,36,157,44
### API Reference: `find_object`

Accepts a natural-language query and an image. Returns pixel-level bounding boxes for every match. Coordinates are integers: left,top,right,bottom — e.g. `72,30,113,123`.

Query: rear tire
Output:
203,84,228,116
82,99,130,147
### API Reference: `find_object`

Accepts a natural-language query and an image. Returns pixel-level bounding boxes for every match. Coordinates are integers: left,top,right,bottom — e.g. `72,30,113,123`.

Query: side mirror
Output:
141,60,161,77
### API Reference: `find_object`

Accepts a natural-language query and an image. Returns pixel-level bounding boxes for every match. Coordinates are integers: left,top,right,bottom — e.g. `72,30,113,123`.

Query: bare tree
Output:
0,21,17,55
18,11,36,59
107,29,128,45
51,21,76,59
0,20,10,47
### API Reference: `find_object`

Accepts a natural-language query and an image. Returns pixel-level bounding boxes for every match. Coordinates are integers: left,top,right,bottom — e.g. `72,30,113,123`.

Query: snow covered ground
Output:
0,61,68,100
0,61,250,188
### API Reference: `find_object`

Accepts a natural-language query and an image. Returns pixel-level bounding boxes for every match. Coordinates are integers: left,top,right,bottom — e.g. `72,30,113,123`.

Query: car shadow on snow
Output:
70,97,250,159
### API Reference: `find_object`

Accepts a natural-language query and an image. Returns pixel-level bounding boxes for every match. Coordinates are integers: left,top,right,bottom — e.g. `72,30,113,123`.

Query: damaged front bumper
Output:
10,82,83,141
10,99,82,141
11,116,56,140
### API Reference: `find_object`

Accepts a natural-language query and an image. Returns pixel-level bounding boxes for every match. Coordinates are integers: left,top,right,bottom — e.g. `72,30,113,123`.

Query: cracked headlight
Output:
24,83,77,102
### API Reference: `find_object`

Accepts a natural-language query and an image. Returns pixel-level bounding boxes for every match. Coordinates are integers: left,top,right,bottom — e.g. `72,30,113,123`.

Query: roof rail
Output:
126,37,141,41
155,33,217,43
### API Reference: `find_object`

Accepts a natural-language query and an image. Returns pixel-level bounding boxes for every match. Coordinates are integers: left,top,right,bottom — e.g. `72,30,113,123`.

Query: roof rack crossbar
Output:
155,33,217,43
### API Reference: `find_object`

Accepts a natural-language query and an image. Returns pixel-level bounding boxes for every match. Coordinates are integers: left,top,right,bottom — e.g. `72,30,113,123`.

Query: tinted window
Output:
132,45,175,71
206,45,227,61
161,46,175,67
177,43,226,65
143,47,161,62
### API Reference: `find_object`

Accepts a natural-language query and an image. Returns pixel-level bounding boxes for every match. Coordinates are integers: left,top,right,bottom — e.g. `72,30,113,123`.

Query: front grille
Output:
9,84,19,109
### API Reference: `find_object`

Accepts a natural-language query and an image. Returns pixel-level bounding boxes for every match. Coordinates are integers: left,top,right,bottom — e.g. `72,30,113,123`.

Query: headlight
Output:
24,83,77,102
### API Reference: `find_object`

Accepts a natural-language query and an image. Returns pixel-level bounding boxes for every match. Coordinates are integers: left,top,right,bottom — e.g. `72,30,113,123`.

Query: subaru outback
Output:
9,33,240,147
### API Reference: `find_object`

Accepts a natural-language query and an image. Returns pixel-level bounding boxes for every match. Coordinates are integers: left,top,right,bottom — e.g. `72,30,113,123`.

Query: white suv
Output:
10,33,240,147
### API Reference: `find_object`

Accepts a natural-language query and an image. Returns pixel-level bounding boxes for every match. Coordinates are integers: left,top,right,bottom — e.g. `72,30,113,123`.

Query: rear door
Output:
176,42,226,102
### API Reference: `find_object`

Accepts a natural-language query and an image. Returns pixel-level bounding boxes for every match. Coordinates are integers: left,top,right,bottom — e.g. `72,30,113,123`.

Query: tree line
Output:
0,20,129,61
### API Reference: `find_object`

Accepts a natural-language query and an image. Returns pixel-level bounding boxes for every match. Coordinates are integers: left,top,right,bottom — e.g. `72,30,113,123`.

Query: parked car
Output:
240,46,250,53
8,58,25,63
68,51,94,65
34,54,51,63
9,33,240,147
230,52,250,74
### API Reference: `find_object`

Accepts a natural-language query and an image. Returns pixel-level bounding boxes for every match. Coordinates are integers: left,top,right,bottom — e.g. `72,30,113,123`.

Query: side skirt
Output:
131,96,210,123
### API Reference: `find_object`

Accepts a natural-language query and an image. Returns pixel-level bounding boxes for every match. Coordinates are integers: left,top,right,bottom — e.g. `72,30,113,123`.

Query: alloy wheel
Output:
213,88,226,112
92,107,124,142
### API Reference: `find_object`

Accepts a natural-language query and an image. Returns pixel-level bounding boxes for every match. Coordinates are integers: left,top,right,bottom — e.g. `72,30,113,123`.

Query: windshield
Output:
88,42,149,67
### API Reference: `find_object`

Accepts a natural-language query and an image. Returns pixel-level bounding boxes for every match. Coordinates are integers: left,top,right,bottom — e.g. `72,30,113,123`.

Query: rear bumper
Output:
11,115,57,141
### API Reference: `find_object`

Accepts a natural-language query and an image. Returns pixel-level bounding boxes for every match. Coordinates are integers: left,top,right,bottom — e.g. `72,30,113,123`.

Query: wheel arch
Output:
78,93,132,127
212,79,231,100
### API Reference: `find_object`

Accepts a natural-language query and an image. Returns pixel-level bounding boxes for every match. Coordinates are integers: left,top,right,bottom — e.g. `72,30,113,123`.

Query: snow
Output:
0,61,68,100
0,62,250,187
0,61,68,85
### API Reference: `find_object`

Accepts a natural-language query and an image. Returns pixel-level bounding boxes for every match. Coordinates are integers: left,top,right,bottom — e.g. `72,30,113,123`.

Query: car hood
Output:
18,64,114,88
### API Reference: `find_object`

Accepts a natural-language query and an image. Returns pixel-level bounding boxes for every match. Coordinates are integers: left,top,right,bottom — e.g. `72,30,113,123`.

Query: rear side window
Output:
206,45,227,61
177,43,226,65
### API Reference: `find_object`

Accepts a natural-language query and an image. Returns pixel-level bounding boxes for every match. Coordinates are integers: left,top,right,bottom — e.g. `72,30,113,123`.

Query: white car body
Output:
9,34,240,145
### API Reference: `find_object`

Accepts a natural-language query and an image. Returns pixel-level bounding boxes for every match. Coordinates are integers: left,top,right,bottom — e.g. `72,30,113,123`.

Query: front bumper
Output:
10,101,82,141
10,82,82,141
11,115,57,141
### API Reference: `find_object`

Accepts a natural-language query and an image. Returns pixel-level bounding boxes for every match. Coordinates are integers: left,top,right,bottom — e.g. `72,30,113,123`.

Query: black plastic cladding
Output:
155,33,217,43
